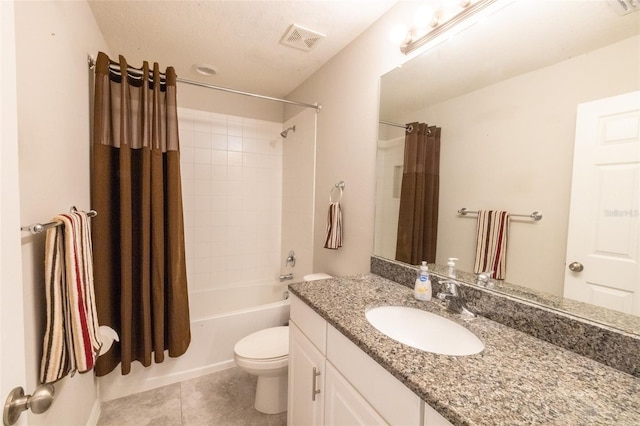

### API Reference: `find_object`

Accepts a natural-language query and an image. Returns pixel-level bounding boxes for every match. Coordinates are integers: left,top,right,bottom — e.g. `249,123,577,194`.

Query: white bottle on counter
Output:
414,261,432,301
447,258,459,278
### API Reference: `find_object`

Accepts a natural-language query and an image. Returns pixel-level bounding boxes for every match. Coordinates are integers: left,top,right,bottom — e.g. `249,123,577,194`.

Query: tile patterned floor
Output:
97,367,287,426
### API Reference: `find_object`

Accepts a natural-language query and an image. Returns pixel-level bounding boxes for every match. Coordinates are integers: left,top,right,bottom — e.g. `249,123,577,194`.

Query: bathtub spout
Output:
279,273,293,282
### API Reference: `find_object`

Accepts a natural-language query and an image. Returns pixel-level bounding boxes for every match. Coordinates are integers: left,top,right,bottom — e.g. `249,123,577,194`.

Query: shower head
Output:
280,125,296,138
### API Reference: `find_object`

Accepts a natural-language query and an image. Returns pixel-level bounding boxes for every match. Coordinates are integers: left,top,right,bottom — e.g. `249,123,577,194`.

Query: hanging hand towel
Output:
324,202,343,249
473,210,510,280
40,211,102,384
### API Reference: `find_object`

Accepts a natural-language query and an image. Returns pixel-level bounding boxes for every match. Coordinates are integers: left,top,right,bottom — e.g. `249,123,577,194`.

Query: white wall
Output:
374,137,404,259
177,83,284,123
14,1,110,424
281,109,318,281
285,3,413,276
395,35,640,296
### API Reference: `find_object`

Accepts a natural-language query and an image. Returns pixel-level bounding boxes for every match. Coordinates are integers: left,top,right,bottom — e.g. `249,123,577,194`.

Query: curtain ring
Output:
330,181,345,203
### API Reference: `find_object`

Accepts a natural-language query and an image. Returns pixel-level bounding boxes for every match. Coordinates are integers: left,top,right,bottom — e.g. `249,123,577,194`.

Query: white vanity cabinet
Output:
288,294,453,425
288,322,325,425
324,361,387,425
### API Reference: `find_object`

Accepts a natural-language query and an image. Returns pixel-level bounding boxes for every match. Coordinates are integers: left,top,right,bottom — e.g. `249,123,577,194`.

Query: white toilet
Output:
233,273,332,414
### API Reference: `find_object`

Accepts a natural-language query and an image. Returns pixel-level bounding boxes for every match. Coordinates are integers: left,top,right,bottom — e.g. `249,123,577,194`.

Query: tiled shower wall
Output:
177,107,283,292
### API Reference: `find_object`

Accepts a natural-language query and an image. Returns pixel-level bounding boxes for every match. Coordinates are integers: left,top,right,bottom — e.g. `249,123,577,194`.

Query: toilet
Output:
233,273,332,414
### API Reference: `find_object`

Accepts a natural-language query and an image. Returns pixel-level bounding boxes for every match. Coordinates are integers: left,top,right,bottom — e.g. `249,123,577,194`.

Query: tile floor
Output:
97,367,287,426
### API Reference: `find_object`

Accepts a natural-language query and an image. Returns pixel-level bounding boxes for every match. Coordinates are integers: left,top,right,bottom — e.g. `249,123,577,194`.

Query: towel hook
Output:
330,181,345,203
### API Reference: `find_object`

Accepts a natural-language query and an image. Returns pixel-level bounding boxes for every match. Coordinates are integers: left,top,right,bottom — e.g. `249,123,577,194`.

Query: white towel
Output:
324,202,343,250
473,210,510,280
40,211,102,384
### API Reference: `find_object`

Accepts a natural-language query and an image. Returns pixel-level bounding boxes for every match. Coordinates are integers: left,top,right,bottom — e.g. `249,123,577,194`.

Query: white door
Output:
564,91,640,314
1,0,28,423
324,363,387,426
288,322,325,426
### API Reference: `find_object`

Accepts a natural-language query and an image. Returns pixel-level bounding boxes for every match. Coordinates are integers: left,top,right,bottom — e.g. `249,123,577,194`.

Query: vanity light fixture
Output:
401,0,503,55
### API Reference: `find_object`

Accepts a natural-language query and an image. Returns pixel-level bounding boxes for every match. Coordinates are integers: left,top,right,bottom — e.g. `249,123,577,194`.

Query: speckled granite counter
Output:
289,274,640,426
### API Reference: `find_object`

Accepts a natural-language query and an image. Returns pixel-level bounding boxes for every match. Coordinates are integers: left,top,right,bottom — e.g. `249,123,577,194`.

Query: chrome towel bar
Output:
457,207,542,221
20,206,97,234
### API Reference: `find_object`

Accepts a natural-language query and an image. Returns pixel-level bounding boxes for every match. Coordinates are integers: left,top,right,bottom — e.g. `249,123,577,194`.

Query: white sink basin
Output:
365,306,484,356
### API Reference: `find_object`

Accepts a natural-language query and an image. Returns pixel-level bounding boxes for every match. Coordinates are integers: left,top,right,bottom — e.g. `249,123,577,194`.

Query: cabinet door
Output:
288,321,325,426
324,362,388,425
424,402,454,426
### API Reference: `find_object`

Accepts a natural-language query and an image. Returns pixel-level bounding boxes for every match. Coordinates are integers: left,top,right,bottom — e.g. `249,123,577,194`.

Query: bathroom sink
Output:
365,306,484,356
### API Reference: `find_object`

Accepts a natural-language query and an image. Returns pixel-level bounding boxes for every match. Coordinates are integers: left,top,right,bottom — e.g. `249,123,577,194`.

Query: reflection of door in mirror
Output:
564,91,640,315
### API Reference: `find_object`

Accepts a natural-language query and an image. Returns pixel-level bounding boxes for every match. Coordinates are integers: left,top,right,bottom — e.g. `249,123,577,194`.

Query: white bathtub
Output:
98,282,291,402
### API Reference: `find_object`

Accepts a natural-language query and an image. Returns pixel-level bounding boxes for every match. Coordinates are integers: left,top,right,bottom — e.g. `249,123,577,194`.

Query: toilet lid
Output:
234,326,289,360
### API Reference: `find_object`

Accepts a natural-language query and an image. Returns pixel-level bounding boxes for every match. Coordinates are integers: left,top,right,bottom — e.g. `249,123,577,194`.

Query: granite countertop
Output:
289,274,640,426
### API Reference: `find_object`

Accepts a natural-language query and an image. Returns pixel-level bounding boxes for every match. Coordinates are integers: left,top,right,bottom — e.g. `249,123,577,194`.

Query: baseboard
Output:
98,359,236,402
85,398,101,426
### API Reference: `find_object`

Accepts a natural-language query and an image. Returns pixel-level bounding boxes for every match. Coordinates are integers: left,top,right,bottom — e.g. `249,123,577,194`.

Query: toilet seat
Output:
234,353,289,372
234,326,289,360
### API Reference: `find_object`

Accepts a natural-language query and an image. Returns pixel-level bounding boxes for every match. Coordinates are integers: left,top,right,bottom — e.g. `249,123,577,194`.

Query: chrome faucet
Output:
279,273,294,282
437,280,476,317
475,271,493,288
285,250,296,267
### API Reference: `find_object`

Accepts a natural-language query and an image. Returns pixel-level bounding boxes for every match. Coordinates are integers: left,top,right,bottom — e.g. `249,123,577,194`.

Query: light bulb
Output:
413,5,437,29
389,23,410,44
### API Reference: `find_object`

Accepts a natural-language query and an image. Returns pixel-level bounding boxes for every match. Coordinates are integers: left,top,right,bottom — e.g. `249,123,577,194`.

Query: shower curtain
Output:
91,52,190,376
396,122,441,265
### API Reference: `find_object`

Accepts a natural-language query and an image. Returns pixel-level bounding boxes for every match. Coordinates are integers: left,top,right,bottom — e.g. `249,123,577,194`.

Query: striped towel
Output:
473,210,510,280
40,211,102,384
324,202,343,249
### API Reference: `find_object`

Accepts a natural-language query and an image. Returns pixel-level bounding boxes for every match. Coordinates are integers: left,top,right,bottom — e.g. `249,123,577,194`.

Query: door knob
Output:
568,262,584,272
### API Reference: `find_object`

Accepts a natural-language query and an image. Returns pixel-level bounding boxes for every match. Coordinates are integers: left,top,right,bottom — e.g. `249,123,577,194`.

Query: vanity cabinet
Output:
288,294,453,425
288,322,325,425
324,361,387,425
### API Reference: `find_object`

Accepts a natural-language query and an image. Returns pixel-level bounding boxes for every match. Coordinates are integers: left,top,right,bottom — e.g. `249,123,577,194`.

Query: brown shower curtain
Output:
91,52,190,376
396,122,441,265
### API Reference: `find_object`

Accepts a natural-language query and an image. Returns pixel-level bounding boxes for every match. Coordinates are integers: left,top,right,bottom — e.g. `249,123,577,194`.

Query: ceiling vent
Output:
280,24,326,52
606,0,640,15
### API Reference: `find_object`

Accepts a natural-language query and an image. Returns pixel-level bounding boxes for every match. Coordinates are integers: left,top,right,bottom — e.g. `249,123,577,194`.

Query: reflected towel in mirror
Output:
473,210,510,280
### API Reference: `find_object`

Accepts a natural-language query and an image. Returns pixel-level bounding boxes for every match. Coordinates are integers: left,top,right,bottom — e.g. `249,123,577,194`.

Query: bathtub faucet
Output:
279,273,294,282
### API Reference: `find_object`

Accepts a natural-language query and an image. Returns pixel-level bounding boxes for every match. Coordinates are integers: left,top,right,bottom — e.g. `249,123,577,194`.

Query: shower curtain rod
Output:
87,56,321,111
379,120,413,132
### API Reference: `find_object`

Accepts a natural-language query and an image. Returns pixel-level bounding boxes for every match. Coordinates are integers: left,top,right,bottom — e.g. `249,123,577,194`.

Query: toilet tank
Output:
303,273,333,281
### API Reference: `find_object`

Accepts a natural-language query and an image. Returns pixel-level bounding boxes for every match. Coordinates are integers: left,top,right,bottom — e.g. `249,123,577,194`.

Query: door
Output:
288,322,325,426
564,90,640,314
324,362,387,426
1,0,28,423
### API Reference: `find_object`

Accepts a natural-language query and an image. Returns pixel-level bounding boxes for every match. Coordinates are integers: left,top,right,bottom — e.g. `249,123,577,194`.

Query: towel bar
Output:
20,207,97,234
457,207,542,221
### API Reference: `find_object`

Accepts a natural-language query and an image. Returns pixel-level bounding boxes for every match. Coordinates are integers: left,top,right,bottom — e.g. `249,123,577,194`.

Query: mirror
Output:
375,0,640,334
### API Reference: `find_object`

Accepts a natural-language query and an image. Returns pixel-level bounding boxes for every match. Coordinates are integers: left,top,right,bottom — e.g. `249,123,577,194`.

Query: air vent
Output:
606,0,640,15
280,24,326,51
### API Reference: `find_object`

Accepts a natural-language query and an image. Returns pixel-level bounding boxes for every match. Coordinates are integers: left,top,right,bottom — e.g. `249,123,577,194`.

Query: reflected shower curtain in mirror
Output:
91,52,190,376
396,123,441,265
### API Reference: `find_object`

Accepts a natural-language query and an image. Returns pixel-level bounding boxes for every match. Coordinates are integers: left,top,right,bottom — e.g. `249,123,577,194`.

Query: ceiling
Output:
88,0,398,99
380,0,640,120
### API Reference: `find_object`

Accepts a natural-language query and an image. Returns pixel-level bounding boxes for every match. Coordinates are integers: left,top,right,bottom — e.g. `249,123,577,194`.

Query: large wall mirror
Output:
375,0,640,334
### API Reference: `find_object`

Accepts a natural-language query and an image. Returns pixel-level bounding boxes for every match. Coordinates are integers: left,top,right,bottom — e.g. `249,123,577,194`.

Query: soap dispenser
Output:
447,258,459,278
414,261,432,301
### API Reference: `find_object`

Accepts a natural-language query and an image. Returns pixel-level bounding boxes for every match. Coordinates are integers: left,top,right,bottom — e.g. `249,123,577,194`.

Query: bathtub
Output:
98,282,291,402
